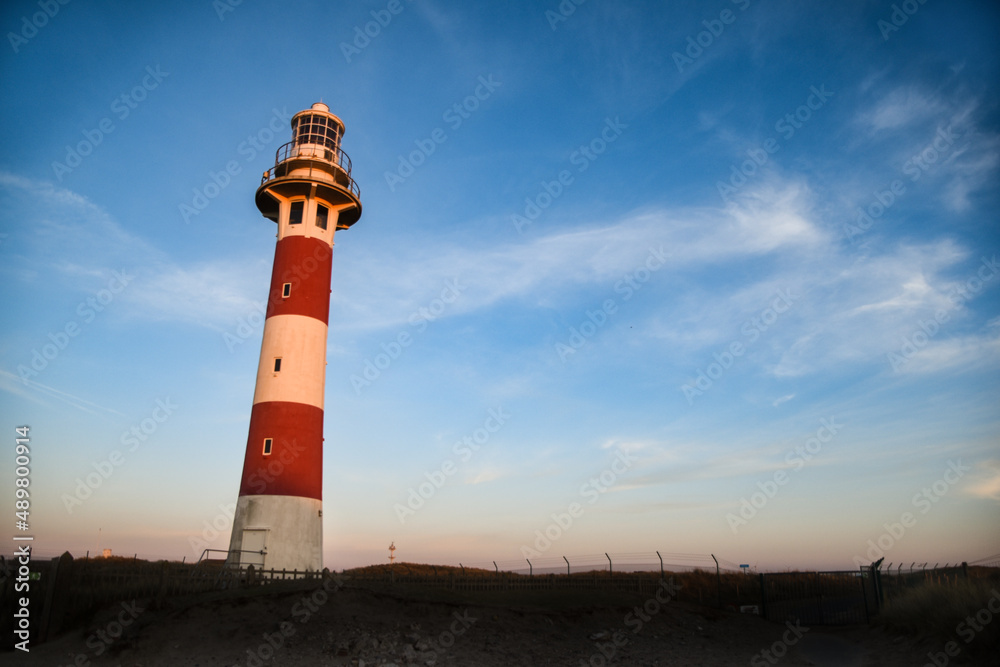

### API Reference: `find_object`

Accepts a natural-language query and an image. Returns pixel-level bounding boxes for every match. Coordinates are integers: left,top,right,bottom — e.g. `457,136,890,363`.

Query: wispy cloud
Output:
857,86,946,133
893,330,1000,375
331,179,825,333
1,173,271,333
964,460,1000,501
464,466,506,485
772,394,795,407
0,369,126,421
120,260,270,332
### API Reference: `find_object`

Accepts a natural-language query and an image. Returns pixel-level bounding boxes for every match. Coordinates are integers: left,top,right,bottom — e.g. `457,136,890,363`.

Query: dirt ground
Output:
11,579,994,667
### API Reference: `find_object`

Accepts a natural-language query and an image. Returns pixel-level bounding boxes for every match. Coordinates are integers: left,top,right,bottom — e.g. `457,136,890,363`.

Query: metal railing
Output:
260,141,361,199
197,547,266,565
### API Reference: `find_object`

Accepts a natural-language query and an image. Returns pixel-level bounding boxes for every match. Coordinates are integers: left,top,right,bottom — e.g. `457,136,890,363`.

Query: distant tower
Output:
388,542,396,565
227,103,362,572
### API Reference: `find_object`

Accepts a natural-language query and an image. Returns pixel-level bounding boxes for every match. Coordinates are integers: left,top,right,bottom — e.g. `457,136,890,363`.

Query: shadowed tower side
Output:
227,102,362,572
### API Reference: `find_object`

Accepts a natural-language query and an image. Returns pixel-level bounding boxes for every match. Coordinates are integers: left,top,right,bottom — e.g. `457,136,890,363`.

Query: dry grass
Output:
879,578,1000,656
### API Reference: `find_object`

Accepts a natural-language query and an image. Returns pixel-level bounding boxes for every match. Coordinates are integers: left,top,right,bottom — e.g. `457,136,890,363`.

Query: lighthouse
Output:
226,102,362,573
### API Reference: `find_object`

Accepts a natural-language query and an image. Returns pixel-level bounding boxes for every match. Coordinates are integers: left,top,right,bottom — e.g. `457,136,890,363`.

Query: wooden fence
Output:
0,552,329,649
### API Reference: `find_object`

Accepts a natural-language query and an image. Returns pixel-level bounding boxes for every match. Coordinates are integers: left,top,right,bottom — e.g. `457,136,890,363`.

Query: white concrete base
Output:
227,494,322,572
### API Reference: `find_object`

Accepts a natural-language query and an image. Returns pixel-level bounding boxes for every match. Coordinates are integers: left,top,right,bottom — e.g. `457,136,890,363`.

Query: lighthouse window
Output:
273,358,282,372
316,204,329,230
294,116,340,150
289,201,304,225
262,438,273,456
282,282,291,298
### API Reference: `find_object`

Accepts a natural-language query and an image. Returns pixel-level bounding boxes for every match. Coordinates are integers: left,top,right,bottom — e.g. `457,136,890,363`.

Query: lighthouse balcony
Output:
261,141,361,200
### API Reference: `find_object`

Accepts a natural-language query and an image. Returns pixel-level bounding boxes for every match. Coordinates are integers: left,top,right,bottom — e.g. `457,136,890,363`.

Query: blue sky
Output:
1,0,998,573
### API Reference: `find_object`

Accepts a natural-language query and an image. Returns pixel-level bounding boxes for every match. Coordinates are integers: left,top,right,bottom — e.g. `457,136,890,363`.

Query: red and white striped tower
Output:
227,102,362,572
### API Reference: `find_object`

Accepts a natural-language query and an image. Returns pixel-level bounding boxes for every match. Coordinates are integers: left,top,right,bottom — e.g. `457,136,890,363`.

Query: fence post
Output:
871,558,884,611
656,551,663,581
605,553,612,577
711,554,721,609
563,556,570,576
38,552,74,643
156,561,168,606
527,559,532,577
758,573,767,620
493,561,498,578
859,568,871,624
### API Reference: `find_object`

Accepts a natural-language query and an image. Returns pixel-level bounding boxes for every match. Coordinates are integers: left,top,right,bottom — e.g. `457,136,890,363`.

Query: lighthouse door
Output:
241,529,267,568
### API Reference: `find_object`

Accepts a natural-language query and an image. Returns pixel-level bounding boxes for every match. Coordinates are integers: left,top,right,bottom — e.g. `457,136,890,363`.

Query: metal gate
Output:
759,570,877,625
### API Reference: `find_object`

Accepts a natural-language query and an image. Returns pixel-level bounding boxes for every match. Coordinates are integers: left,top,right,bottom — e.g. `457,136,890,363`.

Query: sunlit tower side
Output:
227,102,362,573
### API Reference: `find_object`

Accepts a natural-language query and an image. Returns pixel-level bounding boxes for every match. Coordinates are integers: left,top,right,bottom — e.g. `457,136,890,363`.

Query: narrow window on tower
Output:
262,438,273,456
282,282,291,298
316,204,329,230
273,357,281,372
289,200,304,225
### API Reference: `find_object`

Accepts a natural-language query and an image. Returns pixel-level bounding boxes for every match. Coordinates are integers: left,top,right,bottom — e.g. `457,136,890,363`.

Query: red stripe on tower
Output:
265,237,333,322
226,103,362,573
